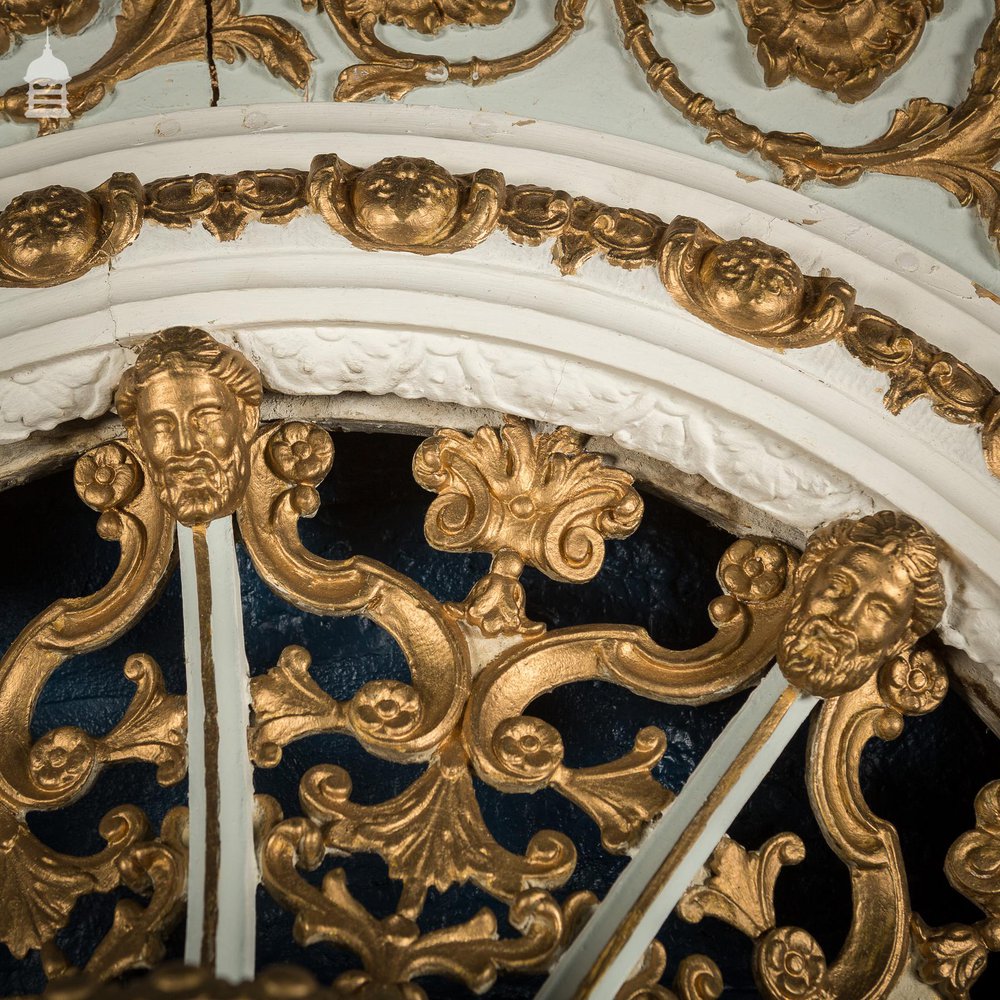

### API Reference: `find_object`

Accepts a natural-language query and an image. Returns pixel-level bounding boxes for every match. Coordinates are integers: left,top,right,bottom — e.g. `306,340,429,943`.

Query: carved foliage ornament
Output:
612,0,1000,257
736,0,943,103
0,329,986,998
304,0,587,102
0,0,315,134
4,155,998,492
0,0,100,57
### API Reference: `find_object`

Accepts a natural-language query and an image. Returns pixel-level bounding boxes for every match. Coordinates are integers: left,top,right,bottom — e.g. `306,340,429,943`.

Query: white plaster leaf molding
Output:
234,323,878,531
0,348,126,444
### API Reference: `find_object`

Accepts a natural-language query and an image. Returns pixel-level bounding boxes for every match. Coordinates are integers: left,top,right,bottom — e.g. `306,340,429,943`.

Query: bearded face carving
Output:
778,512,945,697
116,328,262,526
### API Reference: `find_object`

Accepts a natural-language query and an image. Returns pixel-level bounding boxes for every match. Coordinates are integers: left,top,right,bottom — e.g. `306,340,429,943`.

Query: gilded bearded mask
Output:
115,328,263,526
778,511,945,697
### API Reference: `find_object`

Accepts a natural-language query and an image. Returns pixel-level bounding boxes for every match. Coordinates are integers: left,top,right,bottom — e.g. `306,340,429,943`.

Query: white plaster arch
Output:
1,104,999,723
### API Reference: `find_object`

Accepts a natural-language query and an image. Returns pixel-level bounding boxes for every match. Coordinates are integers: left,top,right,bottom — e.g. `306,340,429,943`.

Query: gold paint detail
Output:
192,524,220,966
0,0,314,134
115,327,262,526
777,511,946,698
261,786,593,997
614,940,724,1000
0,173,143,288
0,0,100,57
677,833,806,939
413,415,643,636
0,399,186,972
3,157,999,491
304,0,586,102
502,184,666,274
145,169,308,242
236,415,819,992
577,684,803,995
612,0,1000,255
736,0,942,103
911,778,1000,996
844,311,996,425
307,154,505,253
659,217,855,348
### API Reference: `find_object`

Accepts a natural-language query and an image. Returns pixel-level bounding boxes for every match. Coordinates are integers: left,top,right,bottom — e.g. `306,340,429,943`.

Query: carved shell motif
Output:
0,173,143,287
737,0,942,103
659,218,854,349
307,153,505,253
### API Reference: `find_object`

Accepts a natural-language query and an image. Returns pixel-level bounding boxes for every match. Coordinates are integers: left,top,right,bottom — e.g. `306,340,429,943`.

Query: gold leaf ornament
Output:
659,219,854,349
0,175,143,288
678,833,806,939
414,416,643,635
0,0,100,56
737,0,943,103
307,153,505,253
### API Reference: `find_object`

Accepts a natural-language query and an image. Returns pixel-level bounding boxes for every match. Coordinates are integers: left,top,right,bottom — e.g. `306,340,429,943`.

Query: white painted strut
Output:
538,666,817,999
178,517,257,982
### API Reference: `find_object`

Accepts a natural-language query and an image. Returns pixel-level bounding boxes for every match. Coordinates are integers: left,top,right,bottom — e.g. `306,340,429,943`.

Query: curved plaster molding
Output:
1,105,999,718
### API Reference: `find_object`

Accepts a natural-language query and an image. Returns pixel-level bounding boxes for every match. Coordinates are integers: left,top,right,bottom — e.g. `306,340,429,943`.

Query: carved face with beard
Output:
117,329,261,526
779,538,920,697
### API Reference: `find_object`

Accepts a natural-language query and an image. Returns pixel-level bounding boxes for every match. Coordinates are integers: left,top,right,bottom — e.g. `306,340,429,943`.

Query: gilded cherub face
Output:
0,187,100,277
699,237,805,332
351,157,461,246
133,370,251,525
779,544,916,696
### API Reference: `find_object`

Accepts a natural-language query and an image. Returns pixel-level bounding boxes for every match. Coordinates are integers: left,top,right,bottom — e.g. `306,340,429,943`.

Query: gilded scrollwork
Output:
613,0,1000,255
0,0,314,134
615,941,724,1000
0,0,99,57
260,788,593,998
462,535,797,849
844,311,996,425
736,0,943,103
239,419,471,762
145,169,308,242
307,154,505,253
305,0,587,102
659,218,855,349
413,415,643,636
502,185,666,275
677,833,805,940
910,778,1000,996
0,174,143,289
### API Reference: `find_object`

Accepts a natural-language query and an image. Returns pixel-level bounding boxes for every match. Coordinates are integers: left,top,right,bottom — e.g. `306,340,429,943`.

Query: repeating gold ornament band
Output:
1,153,997,484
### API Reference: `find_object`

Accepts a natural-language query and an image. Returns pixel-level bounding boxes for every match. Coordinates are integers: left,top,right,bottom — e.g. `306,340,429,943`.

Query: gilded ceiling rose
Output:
737,0,943,102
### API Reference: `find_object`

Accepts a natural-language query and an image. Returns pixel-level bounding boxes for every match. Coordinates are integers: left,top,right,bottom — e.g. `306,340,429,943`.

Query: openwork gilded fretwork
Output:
2,328,998,997
0,421,187,981
674,514,956,1000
